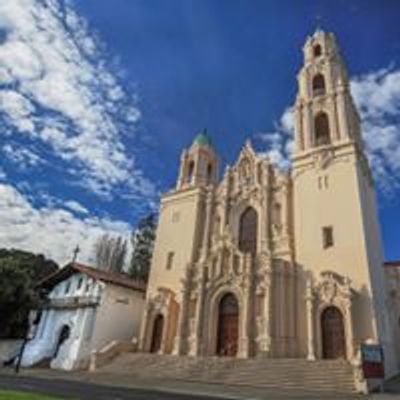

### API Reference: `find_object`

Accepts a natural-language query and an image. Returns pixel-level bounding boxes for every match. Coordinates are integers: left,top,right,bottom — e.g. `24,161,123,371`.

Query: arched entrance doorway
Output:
216,293,239,357
150,314,164,353
321,306,346,359
53,325,70,359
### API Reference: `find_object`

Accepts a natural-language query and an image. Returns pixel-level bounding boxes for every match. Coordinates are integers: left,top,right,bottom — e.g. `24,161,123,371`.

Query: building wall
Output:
91,283,145,353
22,273,144,370
383,266,400,369
147,188,204,299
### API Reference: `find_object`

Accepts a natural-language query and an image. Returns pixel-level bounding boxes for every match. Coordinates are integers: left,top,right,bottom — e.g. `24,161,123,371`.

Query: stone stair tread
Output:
97,353,357,393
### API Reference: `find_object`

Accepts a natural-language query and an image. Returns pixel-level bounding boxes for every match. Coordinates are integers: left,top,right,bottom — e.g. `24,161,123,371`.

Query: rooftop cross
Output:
72,245,80,263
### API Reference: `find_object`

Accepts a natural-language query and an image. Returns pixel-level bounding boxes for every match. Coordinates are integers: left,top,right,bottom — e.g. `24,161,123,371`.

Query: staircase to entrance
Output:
97,352,357,394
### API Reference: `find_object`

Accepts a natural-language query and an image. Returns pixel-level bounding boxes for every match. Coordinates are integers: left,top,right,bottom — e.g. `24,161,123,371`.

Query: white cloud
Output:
0,183,131,266
64,200,89,215
256,66,400,194
256,107,293,169
0,0,155,200
351,67,400,193
2,143,43,168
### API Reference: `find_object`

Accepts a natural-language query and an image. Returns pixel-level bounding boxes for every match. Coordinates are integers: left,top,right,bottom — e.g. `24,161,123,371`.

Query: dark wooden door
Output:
321,306,346,359
150,314,164,353
217,294,239,357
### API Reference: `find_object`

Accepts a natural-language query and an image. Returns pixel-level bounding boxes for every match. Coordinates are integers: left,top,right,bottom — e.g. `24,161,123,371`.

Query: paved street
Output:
0,374,233,400
0,369,399,400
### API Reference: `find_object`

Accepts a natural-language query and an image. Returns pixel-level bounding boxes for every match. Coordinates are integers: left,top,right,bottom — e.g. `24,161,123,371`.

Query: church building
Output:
139,29,397,377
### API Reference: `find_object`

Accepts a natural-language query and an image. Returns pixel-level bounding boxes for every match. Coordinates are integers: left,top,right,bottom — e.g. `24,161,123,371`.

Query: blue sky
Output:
0,0,399,264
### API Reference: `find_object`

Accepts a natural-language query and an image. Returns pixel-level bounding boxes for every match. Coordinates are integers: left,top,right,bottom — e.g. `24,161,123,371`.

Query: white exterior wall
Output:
90,284,145,352
22,273,144,370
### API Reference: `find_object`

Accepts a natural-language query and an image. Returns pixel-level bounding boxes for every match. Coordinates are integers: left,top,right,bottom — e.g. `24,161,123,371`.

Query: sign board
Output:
361,344,384,379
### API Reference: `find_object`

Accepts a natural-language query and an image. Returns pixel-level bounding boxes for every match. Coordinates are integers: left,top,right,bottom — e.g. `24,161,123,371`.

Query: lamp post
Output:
15,309,38,373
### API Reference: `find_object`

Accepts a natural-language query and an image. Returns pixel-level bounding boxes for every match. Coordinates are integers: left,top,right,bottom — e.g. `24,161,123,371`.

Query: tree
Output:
129,213,157,282
0,249,58,338
94,234,127,273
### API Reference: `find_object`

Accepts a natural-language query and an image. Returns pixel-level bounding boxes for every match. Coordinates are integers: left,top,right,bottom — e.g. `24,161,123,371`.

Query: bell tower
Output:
293,29,362,154
292,29,395,373
176,129,218,190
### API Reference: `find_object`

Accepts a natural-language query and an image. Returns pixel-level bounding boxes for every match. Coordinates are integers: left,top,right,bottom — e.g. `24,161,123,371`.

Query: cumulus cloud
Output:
0,0,155,200
256,107,293,169
256,66,400,194
0,183,131,266
351,66,400,194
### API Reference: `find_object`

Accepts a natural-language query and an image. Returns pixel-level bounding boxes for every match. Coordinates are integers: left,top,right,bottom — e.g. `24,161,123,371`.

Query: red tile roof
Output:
38,262,146,292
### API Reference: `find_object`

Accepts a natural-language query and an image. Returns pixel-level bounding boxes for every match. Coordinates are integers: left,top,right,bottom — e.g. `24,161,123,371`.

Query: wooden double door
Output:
321,306,346,359
216,293,239,357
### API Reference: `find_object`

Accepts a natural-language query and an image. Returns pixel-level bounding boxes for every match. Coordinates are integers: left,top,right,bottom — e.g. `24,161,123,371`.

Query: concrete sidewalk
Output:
0,367,398,400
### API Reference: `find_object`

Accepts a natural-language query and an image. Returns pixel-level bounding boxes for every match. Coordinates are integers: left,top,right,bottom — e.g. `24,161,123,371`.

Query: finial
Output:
314,13,325,34
72,244,80,263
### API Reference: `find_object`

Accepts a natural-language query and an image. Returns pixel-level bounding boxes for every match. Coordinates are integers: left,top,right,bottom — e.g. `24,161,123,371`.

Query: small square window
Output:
166,252,174,270
322,226,334,249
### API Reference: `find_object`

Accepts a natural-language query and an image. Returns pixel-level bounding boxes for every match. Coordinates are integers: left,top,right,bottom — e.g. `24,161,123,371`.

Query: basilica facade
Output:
139,30,396,375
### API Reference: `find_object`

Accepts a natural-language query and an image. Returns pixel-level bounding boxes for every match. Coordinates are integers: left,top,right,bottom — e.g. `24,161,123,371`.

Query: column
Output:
200,189,213,260
260,181,270,252
260,267,272,354
239,254,252,358
173,272,190,355
343,299,354,360
305,280,316,360
294,104,304,152
337,89,350,140
279,264,286,354
189,269,206,356
303,102,312,150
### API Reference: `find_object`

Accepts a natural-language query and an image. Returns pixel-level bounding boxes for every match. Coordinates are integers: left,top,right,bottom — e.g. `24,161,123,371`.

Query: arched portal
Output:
321,306,346,359
238,207,258,254
216,293,239,357
150,314,164,353
53,325,70,359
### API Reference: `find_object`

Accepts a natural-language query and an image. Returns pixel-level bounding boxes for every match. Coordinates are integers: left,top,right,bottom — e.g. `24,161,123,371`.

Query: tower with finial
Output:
292,28,394,372
176,129,218,190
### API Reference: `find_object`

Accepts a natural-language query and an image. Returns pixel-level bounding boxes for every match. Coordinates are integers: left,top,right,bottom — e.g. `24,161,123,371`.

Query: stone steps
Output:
99,353,356,393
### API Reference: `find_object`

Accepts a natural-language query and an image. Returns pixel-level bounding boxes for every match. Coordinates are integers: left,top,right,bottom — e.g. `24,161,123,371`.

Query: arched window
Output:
313,44,322,57
187,160,194,183
206,163,213,184
272,202,282,226
312,74,326,96
239,207,257,254
314,112,331,146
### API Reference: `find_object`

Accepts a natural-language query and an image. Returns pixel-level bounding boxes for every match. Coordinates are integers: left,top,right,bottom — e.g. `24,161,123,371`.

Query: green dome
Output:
193,129,213,148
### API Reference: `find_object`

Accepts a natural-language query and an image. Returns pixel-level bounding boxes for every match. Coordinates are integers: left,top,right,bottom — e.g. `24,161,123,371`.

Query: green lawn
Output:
0,390,64,400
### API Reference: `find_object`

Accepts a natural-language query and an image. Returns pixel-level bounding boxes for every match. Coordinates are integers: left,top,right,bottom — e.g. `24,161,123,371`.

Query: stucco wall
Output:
147,188,204,300
22,272,144,370
90,284,145,352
